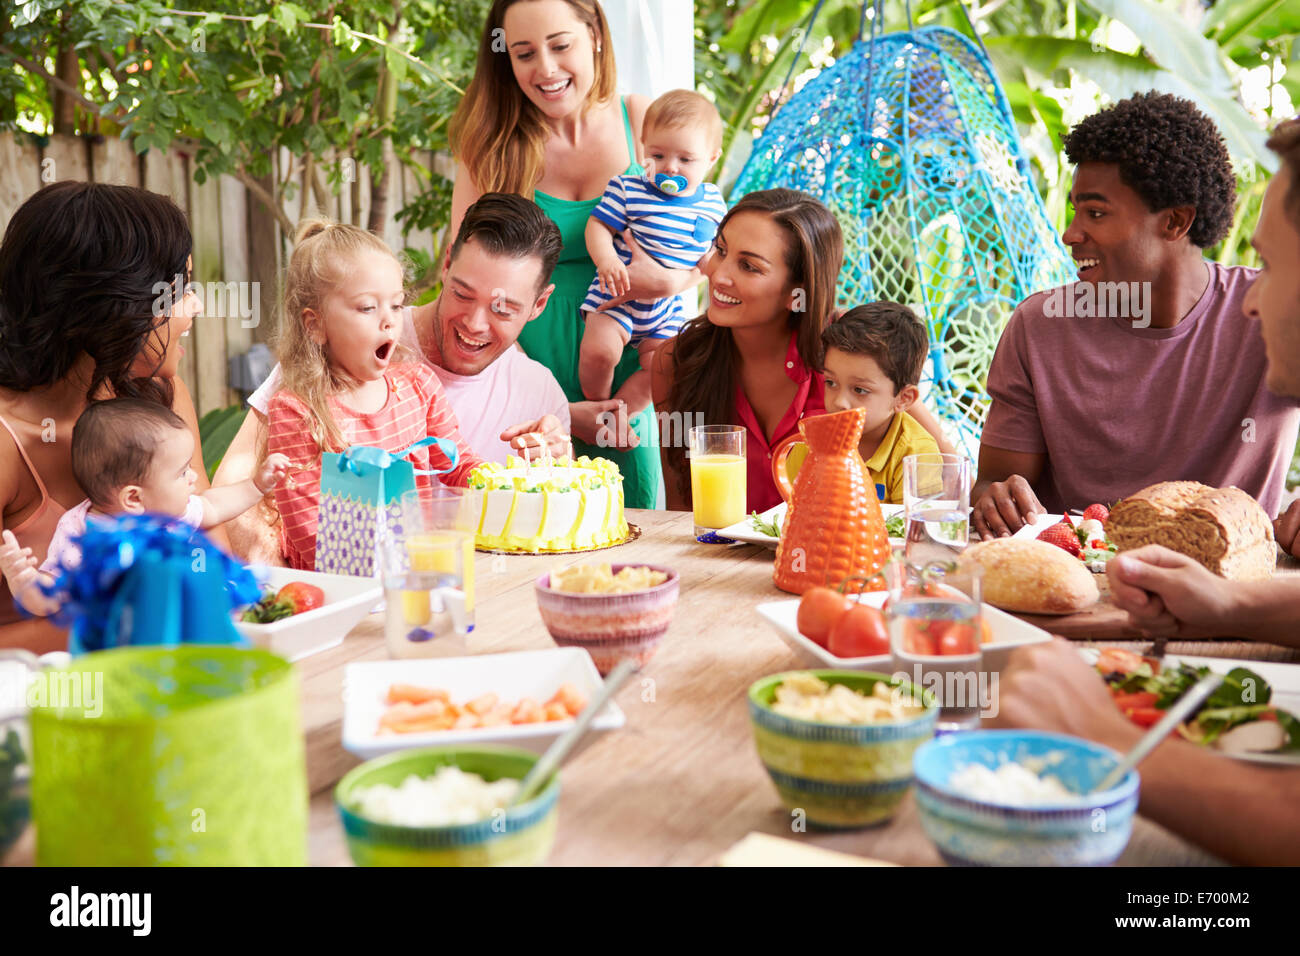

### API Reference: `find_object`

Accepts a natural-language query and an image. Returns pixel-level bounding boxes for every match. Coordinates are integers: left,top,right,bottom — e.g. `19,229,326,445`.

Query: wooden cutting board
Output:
1010,553,1300,640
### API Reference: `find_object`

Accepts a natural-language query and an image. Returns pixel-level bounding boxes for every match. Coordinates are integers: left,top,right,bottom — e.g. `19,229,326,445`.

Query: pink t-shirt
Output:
40,496,206,574
982,262,1300,516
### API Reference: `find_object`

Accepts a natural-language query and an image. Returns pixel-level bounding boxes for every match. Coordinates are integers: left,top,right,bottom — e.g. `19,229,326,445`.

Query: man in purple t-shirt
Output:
973,92,1300,540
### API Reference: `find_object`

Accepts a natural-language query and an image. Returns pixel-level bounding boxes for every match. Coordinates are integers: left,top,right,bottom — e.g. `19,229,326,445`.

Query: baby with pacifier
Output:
580,89,729,402
0,398,290,615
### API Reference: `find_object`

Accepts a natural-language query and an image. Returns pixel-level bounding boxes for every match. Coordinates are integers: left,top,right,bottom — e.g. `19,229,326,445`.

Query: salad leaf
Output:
748,510,782,538
1276,710,1300,751
1208,667,1273,711
885,513,905,538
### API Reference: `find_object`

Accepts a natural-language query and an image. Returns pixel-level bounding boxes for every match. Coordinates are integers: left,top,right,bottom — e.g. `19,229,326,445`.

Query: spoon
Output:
1092,672,1222,793
509,657,640,808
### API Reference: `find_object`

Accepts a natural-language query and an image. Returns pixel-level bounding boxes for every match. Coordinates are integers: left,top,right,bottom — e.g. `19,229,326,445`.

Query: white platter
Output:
234,566,382,663
756,589,1053,674
342,647,625,760
719,501,906,551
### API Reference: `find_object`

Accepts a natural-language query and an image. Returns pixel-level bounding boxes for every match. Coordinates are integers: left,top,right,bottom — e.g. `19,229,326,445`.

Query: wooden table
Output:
291,508,1300,867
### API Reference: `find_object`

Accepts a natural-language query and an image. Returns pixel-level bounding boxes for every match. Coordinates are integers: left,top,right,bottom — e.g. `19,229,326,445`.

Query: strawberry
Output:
275,582,325,614
1082,503,1110,523
1037,521,1082,557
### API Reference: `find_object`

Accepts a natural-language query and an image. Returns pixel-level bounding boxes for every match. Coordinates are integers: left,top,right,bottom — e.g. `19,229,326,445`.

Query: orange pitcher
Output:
770,408,890,595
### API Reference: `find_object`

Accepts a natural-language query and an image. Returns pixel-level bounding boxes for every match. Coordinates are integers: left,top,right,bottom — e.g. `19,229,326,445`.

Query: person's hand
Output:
1275,499,1300,560
1106,545,1237,636
595,231,671,311
987,639,1141,752
595,254,630,298
971,475,1044,539
253,453,292,494
0,529,37,588
569,399,640,450
500,414,571,460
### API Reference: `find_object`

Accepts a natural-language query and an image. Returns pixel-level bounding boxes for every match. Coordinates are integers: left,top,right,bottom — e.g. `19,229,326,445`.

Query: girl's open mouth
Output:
375,341,393,362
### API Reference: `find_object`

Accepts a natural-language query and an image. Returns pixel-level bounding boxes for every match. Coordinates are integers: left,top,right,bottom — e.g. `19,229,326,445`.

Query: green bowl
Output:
748,670,937,828
334,746,559,867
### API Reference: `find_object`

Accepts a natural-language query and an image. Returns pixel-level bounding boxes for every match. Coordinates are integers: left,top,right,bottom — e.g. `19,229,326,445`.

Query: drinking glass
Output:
379,487,479,659
902,453,971,564
887,560,984,733
688,425,746,541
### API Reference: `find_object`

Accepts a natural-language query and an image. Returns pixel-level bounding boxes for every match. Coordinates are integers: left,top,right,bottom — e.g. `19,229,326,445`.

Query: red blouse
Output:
734,332,825,513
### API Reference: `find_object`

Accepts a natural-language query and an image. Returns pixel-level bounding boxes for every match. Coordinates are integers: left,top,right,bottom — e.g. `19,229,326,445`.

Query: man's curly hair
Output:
1063,92,1236,248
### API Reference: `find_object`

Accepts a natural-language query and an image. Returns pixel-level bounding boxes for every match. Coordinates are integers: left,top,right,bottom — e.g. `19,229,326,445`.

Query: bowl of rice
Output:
747,670,937,828
911,730,1139,866
334,746,559,866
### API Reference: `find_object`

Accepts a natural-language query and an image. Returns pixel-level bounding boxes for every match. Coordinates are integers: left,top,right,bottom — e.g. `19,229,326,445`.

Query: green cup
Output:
30,646,307,866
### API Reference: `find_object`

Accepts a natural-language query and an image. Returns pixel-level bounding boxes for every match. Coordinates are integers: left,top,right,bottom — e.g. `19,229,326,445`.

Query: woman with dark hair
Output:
651,189,842,514
0,181,210,651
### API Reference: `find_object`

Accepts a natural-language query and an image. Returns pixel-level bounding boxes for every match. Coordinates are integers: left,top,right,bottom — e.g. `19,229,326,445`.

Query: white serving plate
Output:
1009,512,1067,541
756,589,1053,673
1079,649,1300,766
342,647,626,760
719,502,906,551
234,566,382,663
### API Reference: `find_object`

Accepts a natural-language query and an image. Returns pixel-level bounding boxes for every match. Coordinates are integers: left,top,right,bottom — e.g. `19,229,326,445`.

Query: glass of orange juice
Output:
379,487,480,659
688,424,746,542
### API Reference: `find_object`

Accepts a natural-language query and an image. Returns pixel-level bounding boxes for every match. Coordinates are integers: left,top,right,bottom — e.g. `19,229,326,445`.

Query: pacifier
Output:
650,172,689,195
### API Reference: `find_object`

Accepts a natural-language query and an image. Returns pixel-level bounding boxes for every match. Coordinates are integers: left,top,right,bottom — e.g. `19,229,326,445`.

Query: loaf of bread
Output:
1105,481,1276,581
957,539,1099,615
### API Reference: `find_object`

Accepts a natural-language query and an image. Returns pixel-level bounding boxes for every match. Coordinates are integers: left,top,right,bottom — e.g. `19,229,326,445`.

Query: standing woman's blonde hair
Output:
450,0,617,196
275,220,415,454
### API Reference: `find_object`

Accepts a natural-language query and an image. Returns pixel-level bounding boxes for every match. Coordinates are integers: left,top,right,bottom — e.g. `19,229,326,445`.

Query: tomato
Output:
899,620,937,657
1112,691,1159,711
1260,709,1279,722
937,624,979,656
827,604,890,658
1096,647,1146,676
1125,707,1164,728
797,587,851,648
276,582,326,614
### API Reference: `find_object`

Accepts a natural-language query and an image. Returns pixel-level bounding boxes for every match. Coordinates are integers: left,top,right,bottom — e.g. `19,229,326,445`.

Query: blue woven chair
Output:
732,8,1074,456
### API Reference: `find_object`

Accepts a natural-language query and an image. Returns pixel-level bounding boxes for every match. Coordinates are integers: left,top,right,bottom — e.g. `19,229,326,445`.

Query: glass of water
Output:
886,560,984,733
902,453,971,564
379,487,479,659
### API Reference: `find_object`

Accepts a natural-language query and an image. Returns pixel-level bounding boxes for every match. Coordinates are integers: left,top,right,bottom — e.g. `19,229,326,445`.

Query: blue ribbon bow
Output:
37,514,263,656
333,436,459,478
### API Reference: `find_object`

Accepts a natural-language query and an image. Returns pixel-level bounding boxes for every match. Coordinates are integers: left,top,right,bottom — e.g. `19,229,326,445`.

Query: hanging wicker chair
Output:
732,17,1075,455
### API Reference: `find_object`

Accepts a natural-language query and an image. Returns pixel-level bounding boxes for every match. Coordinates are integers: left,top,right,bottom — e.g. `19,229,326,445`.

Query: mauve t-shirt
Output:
982,262,1300,517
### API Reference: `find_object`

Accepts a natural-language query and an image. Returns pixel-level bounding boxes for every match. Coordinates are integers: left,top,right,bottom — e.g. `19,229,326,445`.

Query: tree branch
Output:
234,168,294,235
0,44,128,125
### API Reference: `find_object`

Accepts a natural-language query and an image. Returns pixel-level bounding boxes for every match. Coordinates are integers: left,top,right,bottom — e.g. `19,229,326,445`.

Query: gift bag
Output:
315,437,460,577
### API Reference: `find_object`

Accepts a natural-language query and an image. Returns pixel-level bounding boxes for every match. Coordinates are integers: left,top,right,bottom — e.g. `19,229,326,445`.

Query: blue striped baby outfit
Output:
582,174,728,343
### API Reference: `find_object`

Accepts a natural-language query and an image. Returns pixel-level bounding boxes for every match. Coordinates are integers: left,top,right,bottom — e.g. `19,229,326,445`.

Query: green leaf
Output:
272,5,300,35
1082,0,1235,98
250,13,269,32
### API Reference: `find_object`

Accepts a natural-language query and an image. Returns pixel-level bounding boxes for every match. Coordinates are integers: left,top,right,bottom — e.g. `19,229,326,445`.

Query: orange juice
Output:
690,454,747,529
401,532,475,626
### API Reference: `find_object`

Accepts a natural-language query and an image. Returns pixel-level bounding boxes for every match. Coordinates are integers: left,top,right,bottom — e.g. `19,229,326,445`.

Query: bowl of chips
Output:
534,563,679,674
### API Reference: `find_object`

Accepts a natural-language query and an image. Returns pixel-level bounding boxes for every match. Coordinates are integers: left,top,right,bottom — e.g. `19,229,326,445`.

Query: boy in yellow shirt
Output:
788,303,939,503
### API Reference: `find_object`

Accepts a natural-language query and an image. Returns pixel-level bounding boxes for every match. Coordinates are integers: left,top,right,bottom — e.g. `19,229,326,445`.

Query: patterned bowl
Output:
748,670,937,828
335,746,559,867
912,730,1139,867
534,564,679,675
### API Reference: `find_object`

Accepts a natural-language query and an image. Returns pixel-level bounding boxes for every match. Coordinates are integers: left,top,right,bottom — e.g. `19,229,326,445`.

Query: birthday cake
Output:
468,454,629,553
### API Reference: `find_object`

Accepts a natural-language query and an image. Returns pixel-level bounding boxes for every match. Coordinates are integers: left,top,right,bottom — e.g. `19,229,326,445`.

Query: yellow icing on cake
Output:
468,454,629,553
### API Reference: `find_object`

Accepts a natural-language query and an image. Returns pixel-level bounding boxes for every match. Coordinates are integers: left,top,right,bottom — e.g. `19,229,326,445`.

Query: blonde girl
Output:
268,221,485,570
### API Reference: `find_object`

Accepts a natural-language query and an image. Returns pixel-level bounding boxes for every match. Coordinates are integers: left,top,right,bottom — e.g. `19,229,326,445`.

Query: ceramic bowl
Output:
912,730,1139,866
748,670,937,828
335,746,559,867
534,564,679,674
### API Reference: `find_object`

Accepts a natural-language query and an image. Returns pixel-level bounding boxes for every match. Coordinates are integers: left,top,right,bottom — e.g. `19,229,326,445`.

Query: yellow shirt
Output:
784,411,939,504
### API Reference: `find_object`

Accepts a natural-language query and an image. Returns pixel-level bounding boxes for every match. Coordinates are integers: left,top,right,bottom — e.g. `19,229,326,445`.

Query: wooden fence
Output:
0,131,446,416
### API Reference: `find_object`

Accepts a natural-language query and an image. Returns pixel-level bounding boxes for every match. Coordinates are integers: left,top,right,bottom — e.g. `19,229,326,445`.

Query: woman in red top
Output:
651,189,840,514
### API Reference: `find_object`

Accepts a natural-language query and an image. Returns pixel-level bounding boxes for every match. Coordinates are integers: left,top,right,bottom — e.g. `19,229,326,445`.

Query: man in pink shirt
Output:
973,93,1300,540
217,194,599,564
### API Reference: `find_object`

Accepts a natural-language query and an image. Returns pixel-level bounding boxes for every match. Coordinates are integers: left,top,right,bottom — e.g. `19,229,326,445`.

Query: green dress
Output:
520,99,663,510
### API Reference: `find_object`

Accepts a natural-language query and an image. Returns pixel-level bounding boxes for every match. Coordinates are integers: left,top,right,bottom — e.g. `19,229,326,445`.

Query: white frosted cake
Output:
467,455,628,553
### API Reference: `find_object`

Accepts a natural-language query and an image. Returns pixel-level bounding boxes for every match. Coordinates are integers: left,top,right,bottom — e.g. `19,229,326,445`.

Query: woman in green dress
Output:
447,0,702,509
